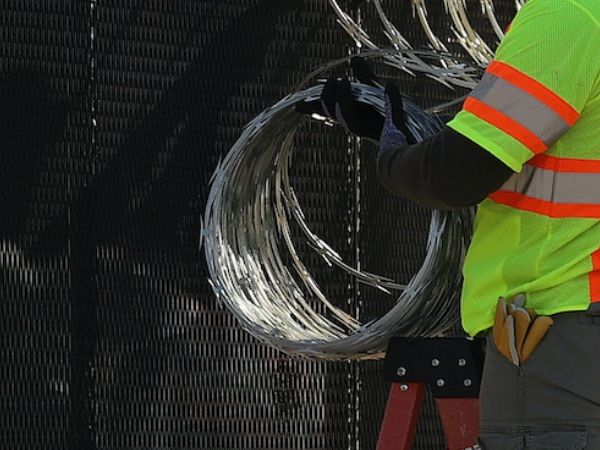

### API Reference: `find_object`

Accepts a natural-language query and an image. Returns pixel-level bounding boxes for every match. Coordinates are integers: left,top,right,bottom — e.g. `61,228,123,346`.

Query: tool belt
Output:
492,294,554,366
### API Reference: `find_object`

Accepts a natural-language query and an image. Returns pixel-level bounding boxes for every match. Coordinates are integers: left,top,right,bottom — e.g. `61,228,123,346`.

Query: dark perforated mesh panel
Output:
1,1,515,449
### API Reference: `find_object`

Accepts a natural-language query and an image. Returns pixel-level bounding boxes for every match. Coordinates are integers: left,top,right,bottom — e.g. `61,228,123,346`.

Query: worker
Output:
297,0,600,448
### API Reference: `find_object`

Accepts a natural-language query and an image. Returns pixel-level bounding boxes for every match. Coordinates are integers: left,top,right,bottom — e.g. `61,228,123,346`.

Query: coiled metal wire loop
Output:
204,56,474,360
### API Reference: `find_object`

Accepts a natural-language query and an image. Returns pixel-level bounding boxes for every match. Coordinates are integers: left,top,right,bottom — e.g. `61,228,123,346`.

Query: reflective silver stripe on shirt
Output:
501,165,600,205
470,73,571,146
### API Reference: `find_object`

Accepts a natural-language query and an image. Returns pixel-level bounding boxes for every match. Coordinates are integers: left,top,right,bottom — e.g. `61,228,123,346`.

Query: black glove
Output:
380,82,415,151
295,57,385,141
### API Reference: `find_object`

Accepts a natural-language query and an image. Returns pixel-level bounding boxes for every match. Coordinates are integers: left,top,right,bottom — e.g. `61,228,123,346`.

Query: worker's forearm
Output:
376,126,514,209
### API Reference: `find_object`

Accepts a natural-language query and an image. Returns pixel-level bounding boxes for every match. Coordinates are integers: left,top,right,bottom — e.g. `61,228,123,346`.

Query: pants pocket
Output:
525,430,587,450
477,430,524,450
480,334,521,423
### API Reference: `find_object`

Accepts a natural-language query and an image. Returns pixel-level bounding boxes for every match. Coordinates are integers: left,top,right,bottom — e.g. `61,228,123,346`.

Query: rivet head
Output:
458,358,467,367
436,379,445,387
397,367,406,377
431,359,440,367
464,379,472,387
400,384,409,392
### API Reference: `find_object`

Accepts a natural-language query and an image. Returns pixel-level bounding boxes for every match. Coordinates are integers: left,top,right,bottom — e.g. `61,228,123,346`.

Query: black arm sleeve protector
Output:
376,126,515,210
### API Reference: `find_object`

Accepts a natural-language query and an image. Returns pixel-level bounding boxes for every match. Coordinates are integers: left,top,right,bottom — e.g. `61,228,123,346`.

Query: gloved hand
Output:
492,295,554,366
295,57,385,141
379,82,412,152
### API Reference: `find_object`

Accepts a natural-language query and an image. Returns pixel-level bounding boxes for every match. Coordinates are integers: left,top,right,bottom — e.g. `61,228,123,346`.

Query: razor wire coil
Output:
203,54,476,360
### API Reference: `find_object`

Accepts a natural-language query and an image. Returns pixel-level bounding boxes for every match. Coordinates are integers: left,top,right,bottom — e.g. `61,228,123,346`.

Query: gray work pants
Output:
478,312,600,450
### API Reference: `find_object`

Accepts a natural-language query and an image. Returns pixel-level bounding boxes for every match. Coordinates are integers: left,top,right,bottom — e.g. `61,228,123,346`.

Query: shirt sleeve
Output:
447,0,600,172
376,126,514,209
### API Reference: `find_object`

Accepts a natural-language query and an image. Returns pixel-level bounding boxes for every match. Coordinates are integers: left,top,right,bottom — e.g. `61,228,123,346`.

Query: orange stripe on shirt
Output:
487,61,580,126
590,249,600,302
489,191,600,219
529,154,600,173
464,97,548,154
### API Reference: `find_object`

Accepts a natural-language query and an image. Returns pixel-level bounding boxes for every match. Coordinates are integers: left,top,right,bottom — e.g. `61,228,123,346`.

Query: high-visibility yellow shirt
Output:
447,0,600,336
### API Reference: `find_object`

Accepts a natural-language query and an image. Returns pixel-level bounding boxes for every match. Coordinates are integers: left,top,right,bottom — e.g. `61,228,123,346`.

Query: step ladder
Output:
376,337,485,450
